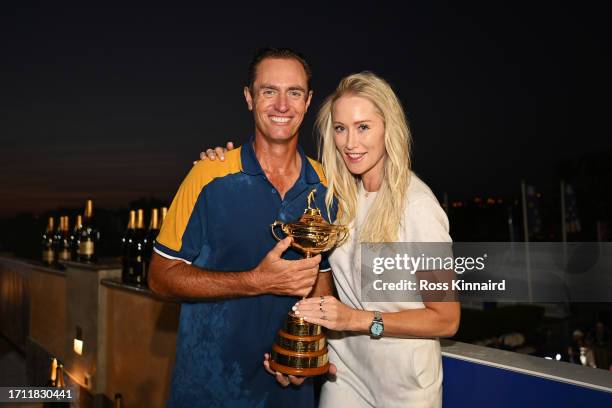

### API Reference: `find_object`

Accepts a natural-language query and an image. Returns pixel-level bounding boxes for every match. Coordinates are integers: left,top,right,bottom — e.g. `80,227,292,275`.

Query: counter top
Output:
101,278,179,303
0,256,120,274
61,259,121,271
0,256,66,276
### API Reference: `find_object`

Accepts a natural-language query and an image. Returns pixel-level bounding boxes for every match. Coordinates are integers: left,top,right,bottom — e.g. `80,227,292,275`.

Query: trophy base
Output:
270,311,329,377
269,360,330,377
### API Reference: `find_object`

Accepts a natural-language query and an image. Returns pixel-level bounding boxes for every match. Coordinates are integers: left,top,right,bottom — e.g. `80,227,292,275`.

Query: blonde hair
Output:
316,72,412,242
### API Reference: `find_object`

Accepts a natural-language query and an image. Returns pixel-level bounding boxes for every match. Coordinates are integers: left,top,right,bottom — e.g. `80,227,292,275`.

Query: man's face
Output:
244,58,312,143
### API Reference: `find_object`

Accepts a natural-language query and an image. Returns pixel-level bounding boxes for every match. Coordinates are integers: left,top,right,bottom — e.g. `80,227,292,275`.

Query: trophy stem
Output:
303,252,312,299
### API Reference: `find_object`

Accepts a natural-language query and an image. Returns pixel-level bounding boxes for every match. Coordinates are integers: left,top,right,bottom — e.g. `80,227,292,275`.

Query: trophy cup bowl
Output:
269,189,348,376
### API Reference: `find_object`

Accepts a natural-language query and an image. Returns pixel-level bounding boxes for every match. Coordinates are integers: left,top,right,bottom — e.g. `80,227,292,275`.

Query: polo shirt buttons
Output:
271,188,277,194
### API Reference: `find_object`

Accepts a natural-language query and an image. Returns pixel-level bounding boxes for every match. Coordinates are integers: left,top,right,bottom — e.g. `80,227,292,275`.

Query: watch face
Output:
371,322,383,336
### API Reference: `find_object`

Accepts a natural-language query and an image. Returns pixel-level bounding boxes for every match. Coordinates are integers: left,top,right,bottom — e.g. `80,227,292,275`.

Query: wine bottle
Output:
143,208,160,285
42,217,55,266
77,199,100,263
70,215,82,261
51,217,61,267
57,217,71,262
160,206,168,228
132,209,146,285
121,210,136,284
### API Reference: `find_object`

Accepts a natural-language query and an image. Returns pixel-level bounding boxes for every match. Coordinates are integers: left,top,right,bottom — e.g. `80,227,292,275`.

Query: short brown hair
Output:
247,47,312,92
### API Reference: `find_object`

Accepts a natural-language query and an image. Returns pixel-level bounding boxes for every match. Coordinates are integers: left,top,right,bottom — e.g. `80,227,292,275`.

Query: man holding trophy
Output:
148,48,336,407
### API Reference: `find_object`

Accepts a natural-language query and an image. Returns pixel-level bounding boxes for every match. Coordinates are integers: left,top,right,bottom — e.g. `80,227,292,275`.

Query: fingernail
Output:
294,310,300,315
292,306,297,311
221,155,225,160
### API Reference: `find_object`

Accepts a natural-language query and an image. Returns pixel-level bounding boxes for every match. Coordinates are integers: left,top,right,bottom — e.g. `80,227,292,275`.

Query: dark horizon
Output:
1,2,609,217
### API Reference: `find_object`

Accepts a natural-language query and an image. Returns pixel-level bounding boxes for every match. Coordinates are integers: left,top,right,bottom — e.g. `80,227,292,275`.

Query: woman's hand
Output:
294,295,358,331
193,141,234,164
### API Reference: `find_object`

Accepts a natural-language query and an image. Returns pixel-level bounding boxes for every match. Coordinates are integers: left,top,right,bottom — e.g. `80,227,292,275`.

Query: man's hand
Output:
263,353,337,387
194,141,234,164
250,237,321,298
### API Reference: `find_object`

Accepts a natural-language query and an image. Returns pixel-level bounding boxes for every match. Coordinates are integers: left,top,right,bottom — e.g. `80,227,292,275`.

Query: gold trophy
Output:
270,189,348,376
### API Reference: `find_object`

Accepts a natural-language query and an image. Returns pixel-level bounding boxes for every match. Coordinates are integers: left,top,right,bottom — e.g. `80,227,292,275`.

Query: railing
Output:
441,340,612,407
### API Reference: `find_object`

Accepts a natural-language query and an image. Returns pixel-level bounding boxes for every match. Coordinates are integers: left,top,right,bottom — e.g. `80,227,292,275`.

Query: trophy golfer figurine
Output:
270,189,348,376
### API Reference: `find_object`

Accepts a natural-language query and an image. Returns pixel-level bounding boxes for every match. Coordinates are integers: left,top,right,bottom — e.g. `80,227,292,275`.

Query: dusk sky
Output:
1,2,607,216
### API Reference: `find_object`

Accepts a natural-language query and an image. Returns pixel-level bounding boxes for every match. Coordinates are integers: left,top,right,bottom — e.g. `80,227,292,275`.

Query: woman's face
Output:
332,95,386,185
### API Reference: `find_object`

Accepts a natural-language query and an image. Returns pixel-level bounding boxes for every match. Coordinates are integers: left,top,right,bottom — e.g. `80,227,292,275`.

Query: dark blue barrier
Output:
442,356,612,407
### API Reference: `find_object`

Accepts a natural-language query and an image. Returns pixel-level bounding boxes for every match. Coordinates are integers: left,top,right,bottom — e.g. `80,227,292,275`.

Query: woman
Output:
203,72,459,407
299,72,459,408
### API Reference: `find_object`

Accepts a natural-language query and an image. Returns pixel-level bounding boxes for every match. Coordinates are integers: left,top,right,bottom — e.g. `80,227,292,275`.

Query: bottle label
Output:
79,241,94,255
59,249,71,261
43,249,54,263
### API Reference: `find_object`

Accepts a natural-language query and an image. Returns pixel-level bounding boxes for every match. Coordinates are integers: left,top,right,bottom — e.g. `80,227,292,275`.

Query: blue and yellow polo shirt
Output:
154,138,335,408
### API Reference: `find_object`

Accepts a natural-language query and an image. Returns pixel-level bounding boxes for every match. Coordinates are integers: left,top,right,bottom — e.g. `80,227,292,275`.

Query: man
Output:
149,48,336,408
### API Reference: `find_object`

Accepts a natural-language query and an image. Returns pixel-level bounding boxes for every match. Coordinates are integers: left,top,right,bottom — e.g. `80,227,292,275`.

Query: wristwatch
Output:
369,311,384,338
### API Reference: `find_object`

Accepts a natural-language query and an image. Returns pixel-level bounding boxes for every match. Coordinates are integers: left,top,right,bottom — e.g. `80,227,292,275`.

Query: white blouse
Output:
322,173,450,408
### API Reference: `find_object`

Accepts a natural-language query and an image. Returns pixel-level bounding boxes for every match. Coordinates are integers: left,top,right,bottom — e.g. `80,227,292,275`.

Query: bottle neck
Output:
136,209,145,229
46,217,54,233
75,215,83,230
60,216,69,233
127,211,136,230
84,200,94,222
150,209,159,230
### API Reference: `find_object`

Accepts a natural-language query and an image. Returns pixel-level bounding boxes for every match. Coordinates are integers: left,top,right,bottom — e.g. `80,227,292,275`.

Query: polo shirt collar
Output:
241,135,322,185
240,136,264,175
